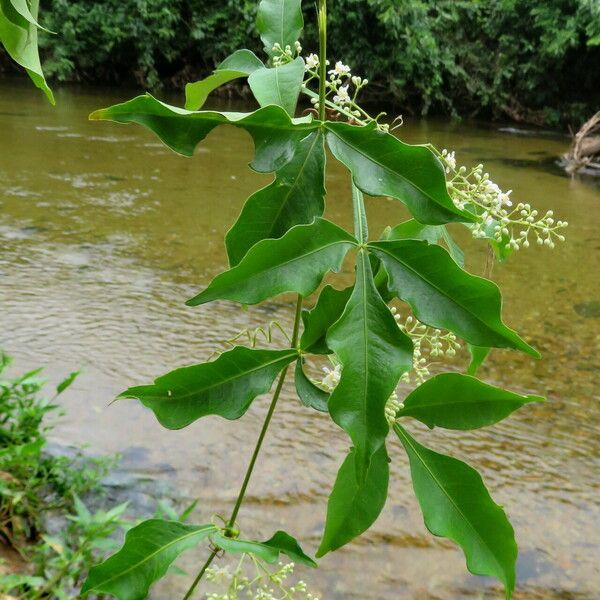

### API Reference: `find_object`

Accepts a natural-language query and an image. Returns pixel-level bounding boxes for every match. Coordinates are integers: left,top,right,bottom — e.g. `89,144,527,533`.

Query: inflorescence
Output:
205,557,320,600
437,149,568,251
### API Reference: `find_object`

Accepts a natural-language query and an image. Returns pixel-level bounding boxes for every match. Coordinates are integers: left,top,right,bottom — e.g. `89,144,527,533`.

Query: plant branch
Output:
317,0,327,121
181,296,304,599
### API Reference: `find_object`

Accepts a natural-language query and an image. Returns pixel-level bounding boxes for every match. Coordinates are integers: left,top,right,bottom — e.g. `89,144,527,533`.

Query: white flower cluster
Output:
205,559,320,600
271,41,303,67
391,307,460,384
439,149,568,251
385,392,404,425
303,54,369,120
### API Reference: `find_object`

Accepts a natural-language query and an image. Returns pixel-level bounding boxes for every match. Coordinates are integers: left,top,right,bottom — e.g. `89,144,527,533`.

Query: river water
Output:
1,80,599,599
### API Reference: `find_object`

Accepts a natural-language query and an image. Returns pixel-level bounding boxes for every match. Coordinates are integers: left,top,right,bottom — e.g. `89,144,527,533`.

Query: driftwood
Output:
564,111,600,174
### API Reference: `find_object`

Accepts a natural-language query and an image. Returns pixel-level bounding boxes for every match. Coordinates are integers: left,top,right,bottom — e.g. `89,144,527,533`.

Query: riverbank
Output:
1,0,598,128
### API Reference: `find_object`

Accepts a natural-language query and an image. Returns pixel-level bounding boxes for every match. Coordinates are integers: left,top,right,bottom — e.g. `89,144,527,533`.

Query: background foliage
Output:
0,0,597,126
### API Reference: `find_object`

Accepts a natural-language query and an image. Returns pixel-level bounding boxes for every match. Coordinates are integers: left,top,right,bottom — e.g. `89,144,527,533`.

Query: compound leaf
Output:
368,239,539,357
325,122,473,225
81,520,215,600
226,130,326,266
397,373,544,430
90,95,317,172
119,347,298,429
188,219,356,306
395,425,517,599
326,251,413,481
317,444,389,556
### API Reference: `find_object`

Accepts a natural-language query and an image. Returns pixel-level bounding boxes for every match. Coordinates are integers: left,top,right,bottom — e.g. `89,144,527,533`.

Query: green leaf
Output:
383,219,464,266
325,122,473,225
90,95,318,172
294,359,329,412
257,0,303,56
467,344,491,376
226,130,326,266
81,520,216,600
397,373,544,430
185,50,265,111
440,226,465,267
300,284,353,354
383,219,443,244
316,445,389,557
213,530,316,567
394,425,517,599
219,48,265,73
119,347,298,429
368,239,539,357
56,370,80,394
188,219,356,306
326,251,413,481
7,0,51,31
249,57,305,116
185,70,250,111
0,0,53,103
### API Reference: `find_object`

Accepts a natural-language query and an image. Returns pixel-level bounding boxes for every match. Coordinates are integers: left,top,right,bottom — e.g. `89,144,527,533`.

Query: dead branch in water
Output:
564,111,600,174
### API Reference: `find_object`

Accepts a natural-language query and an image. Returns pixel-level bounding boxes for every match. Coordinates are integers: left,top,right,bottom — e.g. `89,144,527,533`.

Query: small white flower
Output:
305,53,319,70
321,364,341,391
333,84,351,106
444,150,456,172
329,61,351,78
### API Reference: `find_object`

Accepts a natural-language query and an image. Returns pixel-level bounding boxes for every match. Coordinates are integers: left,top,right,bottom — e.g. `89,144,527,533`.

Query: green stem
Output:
181,296,304,600
182,549,219,600
351,181,368,242
317,0,327,121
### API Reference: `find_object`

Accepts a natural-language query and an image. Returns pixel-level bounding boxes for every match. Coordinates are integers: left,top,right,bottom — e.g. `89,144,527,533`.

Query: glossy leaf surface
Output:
325,122,472,225
369,239,539,357
119,347,298,429
249,57,305,116
317,445,389,556
0,0,53,103
226,130,326,266
90,95,317,172
395,425,517,599
213,530,316,567
294,359,329,412
82,520,215,600
327,251,413,480
188,219,356,306
257,0,303,56
300,284,352,354
397,373,543,430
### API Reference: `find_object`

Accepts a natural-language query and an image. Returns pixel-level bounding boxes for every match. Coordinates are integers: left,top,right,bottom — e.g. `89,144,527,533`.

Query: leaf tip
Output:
89,109,105,121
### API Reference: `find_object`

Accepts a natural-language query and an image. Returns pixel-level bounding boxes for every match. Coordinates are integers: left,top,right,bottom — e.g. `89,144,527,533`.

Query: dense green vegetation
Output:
2,0,594,126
